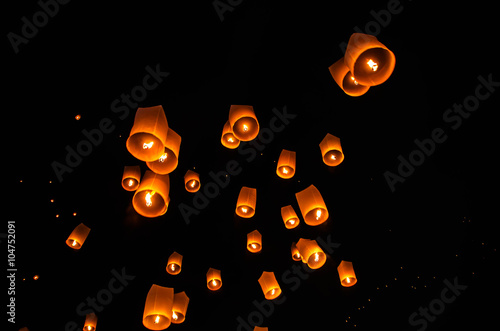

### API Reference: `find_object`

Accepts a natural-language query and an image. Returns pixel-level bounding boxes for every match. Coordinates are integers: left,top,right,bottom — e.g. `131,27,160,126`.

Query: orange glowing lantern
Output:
344,33,396,86
166,251,183,275
228,105,260,141
172,291,189,324
221,120,241,149
146,128,181,175
132,170,170,218
296,238,326,269
184,170,200,193
295,185,329,226
66,223,90,249
254,327,268,331
338,260,357,287
329,57,370,97
247,230,262,253
236,186,257,218
122,165,141,191
143,284,174,330
319,133,344,166
281,205,300,229
258,271,281,300
126,105,169,162
291,242,301,261
207,268,222,291
84,312,97,331
276,149,296,179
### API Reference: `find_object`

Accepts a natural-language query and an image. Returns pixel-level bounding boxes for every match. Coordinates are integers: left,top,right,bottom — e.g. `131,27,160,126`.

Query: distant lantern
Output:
329,57,370,97
146,128,182,175
122,165,141,191
166,251,183,275
84,312,97,331
207,268,222,291
295,185,329,226
221,120,241,149
132,170,170,218
236,186,257,218
254,327,268,331
228,105,259,141
319,133,344,166
281,205,300,229
184,170,200,193
75,114,81,120
296,238,326,269
66,223,91,249
126,105,169,162
344,33,396,86
172,291,189,324
142,284,174,330
291,242,301,261
276,149,296,179
247,230,262,253
258,271,282,300
338,260,357,287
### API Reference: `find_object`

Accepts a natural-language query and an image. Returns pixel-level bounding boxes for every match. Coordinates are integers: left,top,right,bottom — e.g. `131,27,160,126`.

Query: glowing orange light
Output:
241,207,248,213
158,153,167,162
71,240,77,247
351,76,359,85
172,312,178,321
242,124,249,132
315,209,322,220
228,137,234,143
145,191,155,207
154,315,160,324
75,114,81,120
143,141,154,149
33,275,39,280
128,179,134,187
367,59,378,71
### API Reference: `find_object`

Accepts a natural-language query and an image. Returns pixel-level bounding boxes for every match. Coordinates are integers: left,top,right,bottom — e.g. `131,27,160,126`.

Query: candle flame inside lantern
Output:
87,326,92,331
228,137,234,143
128,179,134,186
212,279,217,287
145,191,155,206
242,124,249,132
143,141,154,149
172,312,178,321
282,167,288,174
314,252,320,262
190,180,196,188
288,219,295,225
351,76,359,85
71,240,77,247
158,153,167,162
251,243,257,249
331,154,336,160
154,315,160,324
295,253,301,259
241,207,248,213
367,59,378,71
346,277,351,284
170,264,176,271
270,288,275,296
315,209,322,220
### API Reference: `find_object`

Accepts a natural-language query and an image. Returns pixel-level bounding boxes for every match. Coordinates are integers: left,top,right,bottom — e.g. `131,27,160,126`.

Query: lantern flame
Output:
143,141,154,149
242,124,249,132
295,253,301,259
145,191,155,207
251,243,257,249
282,167,288,174
270,288,275,296
331,154,336,160
212,279,217,287
154,315,160,324
71,240,77,247
228,137,234,143
315,209,322,220
314,252,319,262
346,277,351,284
351,76,359,85
158,153,167,162
128,179,134,186
170,264,176,271
87,326,92,331
190,180,196,188
367,59,378,71
288,219,295,225
241,207,248,213
172,312,178,321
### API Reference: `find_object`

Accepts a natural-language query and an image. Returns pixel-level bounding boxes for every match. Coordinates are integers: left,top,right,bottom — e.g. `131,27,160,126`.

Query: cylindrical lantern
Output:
84,312,97,331
126,105,169,162
166,251,183,275
122,165,141,191
254,327,268,331
172,291,189,324
295,185,329,226
228,105,259,141
247,230,262,253
291,242,301,261
338,260,357,287
143,284,174,330
344,33,396,86
207,268,222,291
329,57,370,97
146,128,182,175
221,120,241,149
276,149,296,179
258,271,281,300
319,133,344,166
296,238,326,269
235,186,257,218
132,170,170,218
184,170,200,193
66,223,91,250
281,205,299,229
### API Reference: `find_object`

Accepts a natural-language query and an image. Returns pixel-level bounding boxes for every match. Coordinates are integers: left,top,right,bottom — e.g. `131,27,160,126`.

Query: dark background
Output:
5,0,498,330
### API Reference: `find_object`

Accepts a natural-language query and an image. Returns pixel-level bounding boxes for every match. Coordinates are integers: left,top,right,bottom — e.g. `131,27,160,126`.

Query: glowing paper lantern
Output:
247,230,262,253
146,128,181,175
291,242,301,261
166,251,182,275
276,149,296,179
258,271,281,300
296,238,326,269
66,223,90,249
221,120,240,149
184,170,200,193
281,205,299,229
142,284,174,330
228,105,259,141
122,165,141,191
329,57,370,97
295,185,329,226
254,327,268,331
207,268,222,291
132,170,170,218
344,33,396,86
319,133,344,166
338,260,357,287
126,106,169,162
236,186,257,218
172,291,189,324
84,312,97,331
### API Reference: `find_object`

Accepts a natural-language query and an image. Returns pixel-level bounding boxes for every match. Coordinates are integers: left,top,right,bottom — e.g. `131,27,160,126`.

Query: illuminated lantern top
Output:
236,186,257,218
122,165,141,191
319,133,344,166
228,105,260,141
142,284,174,330
295,185,329,226
276,149,296,179
221,120,241,149
258,271,282,300
329,57,370,97
146,128,181,175
66,223,91,250
132,170,170,218
338,260,358,287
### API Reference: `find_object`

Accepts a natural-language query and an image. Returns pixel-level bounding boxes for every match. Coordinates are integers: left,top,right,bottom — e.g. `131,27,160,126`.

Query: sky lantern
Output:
329,57,370,97
276,149,296,179
142,284,174,330
338,260,357,287
207,268,222,291
184,170,200,193
344,33,396,86
247,230,262,253
281,205,300,229
132,170,170,218
319,133,344,166
296,238,326,269
66,223,90,250
254,327,268,331
146,128,181,175
83,312,97,331
126,105,169,162
122,165,141,191
295,185,329,226
166,251,183,275
258,271,282,300
228,105,259,141
236,186,257,218
290,242,301,261
221,120,241,149
172,291,189,324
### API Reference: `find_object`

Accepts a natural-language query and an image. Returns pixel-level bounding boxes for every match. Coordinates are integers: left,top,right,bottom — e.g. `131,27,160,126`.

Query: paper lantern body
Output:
247,230,262,253
296,238,326,269
319,133,344,166
236,187,257,218
126,106,169,162
143,285,174,330
258,271,282,300
344,33,396,86
132,171,170,218
254,327,268,331
184,170,200,193
338,260,357,287
122,165,141,191
295,185,329,226
228,105,259,141
84,312,97,331
221,120,241,149
146,129,181,175
166,251,183,275
291,242,302,261
207,268,222,290
281,205,299,229
329,57,370,97
172,291,189,324
276,149,296,179
66,223,90,249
